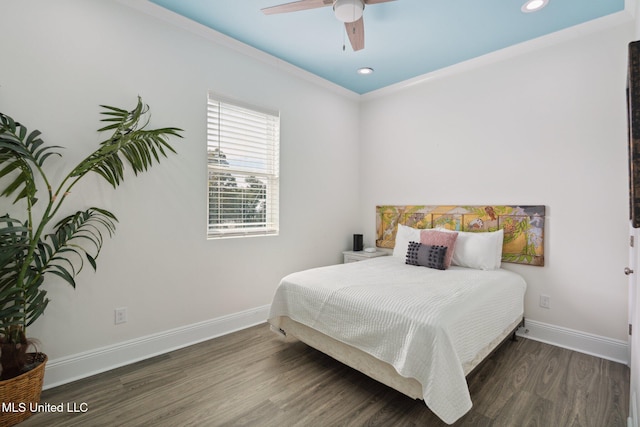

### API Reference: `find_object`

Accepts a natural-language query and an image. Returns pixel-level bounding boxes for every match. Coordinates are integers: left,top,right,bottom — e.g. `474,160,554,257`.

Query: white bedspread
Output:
268,256,526,424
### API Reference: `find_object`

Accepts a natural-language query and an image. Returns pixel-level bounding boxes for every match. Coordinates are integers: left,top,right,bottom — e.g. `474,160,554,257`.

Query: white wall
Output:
1,0,635,387
0,0,360,377
359,22,634,343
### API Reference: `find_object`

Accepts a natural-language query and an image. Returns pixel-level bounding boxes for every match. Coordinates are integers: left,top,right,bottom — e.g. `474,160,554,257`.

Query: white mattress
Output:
268,256,526,424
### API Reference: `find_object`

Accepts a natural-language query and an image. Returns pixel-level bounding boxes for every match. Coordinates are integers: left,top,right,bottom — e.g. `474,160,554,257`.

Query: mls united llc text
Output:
2,402,88,413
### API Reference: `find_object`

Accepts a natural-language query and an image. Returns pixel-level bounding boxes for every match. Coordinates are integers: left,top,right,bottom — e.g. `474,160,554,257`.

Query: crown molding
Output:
116,0,634,103
115,0,360,101
361,9,634,101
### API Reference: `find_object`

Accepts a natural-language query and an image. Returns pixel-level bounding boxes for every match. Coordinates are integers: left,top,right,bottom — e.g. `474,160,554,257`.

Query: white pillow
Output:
437,228,504,270
393,224,421,259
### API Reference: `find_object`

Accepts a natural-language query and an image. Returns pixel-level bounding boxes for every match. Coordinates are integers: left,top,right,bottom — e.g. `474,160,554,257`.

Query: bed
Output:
268,205,544,424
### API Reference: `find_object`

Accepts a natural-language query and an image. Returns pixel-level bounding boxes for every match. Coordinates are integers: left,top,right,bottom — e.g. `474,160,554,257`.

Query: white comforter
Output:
268,256,526,424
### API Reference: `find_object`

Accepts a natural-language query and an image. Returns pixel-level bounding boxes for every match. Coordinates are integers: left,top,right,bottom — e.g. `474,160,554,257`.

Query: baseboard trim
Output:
44,310,628,390
517,319,629,365
43,305,271,390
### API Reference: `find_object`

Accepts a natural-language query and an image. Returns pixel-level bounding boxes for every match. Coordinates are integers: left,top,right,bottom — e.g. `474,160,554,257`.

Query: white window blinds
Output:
207,93,280,238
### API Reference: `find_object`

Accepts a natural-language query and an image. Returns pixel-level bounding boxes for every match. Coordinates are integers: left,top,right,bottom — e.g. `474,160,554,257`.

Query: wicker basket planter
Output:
0,353,47,427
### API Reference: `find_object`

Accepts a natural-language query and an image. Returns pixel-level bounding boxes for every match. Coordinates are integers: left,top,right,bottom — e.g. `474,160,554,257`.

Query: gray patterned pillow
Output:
405,241,448,270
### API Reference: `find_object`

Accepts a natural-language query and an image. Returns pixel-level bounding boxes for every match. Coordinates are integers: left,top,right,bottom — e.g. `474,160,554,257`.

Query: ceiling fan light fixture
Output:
333,0,364,23
521,0,548,13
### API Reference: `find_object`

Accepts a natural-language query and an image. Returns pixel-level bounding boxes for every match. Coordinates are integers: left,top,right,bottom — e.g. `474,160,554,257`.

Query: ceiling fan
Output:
261,0,397,52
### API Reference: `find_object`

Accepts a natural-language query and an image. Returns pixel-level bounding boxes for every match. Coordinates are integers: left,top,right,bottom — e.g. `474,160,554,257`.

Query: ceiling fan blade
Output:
345,17,364,52
363,0,397,4
261,0,333,15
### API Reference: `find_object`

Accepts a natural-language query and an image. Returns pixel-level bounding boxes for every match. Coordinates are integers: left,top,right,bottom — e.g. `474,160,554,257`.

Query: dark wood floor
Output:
20,323,629,426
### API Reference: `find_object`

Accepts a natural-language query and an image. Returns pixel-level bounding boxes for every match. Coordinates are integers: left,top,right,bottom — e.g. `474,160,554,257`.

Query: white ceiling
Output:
146,0,628,94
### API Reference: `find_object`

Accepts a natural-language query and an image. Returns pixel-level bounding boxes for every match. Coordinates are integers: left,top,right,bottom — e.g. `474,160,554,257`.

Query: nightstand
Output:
342,250,389,263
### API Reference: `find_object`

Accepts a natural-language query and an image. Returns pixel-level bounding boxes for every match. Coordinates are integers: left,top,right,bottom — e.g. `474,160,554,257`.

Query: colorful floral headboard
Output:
376,205,545,266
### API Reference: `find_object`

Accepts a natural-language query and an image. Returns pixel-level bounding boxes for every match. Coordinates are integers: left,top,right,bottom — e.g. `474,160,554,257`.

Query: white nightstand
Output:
342,250,389,263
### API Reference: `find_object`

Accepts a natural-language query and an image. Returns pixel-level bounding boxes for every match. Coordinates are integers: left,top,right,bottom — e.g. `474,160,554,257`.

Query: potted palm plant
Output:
0,97,182,425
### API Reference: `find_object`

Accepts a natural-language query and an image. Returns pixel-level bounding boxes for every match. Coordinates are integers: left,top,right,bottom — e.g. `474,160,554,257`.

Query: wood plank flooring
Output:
20,323,629,426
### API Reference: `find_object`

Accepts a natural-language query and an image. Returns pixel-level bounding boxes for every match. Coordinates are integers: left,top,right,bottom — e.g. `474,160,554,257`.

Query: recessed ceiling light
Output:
357,67,374,75
521,0,548,13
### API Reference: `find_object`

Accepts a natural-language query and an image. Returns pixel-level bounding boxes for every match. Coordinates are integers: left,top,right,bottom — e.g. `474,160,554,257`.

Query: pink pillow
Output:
420,230,458,269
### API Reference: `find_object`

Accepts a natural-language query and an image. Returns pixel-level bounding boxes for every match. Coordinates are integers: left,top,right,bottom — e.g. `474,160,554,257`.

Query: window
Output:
207,93,280,238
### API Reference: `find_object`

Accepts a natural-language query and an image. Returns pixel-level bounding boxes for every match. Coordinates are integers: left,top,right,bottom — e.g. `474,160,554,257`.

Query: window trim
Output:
206,93,280,239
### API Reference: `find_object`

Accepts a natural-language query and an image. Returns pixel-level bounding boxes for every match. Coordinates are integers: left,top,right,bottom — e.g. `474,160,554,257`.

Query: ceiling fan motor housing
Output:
333,0,364,23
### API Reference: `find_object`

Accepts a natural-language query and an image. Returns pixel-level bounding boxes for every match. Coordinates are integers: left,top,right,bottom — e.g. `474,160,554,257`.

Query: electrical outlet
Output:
539,295,550,309
114,307,127,325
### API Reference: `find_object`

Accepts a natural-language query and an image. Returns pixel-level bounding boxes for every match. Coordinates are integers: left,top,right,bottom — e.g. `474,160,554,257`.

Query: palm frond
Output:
0,215,29,280
0,114,61,204
0,216,46,336
21,273,46,328
70,97,182,188
39,208,118,288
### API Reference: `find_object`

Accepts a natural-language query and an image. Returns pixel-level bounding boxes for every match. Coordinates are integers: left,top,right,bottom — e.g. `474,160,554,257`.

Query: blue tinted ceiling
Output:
149,0,625,94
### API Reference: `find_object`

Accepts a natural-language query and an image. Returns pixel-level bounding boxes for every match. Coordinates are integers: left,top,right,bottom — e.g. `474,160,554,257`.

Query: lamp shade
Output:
333,0,364,23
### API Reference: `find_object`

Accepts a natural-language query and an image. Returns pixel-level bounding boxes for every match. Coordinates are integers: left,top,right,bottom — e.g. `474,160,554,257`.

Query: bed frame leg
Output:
510,318,525,342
